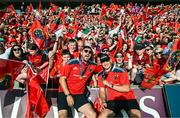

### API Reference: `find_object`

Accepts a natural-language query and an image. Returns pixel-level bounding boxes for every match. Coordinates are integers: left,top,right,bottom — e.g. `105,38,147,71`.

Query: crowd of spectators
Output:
0,2,180,89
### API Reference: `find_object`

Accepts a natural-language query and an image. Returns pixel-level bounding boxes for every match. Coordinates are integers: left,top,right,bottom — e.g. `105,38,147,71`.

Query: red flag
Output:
38,66,49,84
141,39,179,89
116,36,123,52
122,26,127,38
104,19,113,28
38,2,42,14
102,3,107,9
109,3,119,11
50,2,58,13
58,10,65,25
65,23,79,39
49,22,57,32
171,39,179,51
141,59,170,89
76,3,83,14
140,67,160,89
4,4,16,17
130,15,140,32
156,39,179,74
175,22,180,35
142,7,148,14
26,3,34,12
43,25,49,39
27,63,49,84
0,59,25,89
48,10,66,33
25,67,49,118
126,2,133,12
7,4,16,13
156,39,179,75
142,14,148,22
100,3,107,21
158,5,170,15
28,20,48,49
100,4,114,28
79,2,84,11
101,7,107,17
126,3,133,9
29,3,34,12
71,9,78,21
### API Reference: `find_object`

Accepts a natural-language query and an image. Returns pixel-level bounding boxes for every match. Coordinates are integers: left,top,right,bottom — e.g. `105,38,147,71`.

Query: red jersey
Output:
60,59,98,94
98,65,136,101
71,51,80,59
110,56,116,63
109,50,115,57
50,51,63,78
153,58,166,68
122,52,129,62
132,53,150,66
50,60,64,80
28,52,48,67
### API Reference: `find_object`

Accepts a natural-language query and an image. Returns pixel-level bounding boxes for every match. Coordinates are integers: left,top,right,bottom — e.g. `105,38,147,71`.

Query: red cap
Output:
101,44,109,50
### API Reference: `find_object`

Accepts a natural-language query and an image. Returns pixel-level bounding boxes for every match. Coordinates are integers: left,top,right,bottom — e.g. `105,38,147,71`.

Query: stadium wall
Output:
0,87,169,118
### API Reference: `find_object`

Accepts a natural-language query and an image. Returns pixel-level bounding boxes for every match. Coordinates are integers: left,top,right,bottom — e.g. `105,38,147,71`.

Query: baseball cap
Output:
100,53,110,63
134,43,145,50
28,43,38,50
101,45,109,50
83,45,93,51
155,47,163,53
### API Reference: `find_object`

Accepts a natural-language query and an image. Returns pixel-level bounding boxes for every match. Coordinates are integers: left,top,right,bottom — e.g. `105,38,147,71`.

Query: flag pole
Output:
45,58,50,97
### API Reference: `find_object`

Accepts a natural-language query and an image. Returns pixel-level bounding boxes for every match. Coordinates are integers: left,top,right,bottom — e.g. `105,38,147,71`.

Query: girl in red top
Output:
27,43,48,73
15,43,48,84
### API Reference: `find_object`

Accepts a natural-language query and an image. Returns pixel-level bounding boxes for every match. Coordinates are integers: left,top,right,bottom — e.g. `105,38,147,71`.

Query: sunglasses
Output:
155,52,162,55
13,48,21,51
146,49,151,51
116,55,123,58
84,49,92,54
102,49,109,53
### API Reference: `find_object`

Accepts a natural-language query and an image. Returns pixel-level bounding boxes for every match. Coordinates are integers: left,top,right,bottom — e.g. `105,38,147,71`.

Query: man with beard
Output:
58,46,98,118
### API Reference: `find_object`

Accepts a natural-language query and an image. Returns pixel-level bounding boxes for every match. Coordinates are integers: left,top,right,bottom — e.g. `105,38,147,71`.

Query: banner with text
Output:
0,88,167,118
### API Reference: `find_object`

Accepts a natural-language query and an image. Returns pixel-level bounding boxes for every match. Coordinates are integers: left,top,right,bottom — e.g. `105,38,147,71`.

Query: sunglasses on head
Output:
84,49,92,54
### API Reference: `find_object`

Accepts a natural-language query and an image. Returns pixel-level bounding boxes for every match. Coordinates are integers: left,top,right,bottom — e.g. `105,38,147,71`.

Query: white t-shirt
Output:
0,48,11,59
